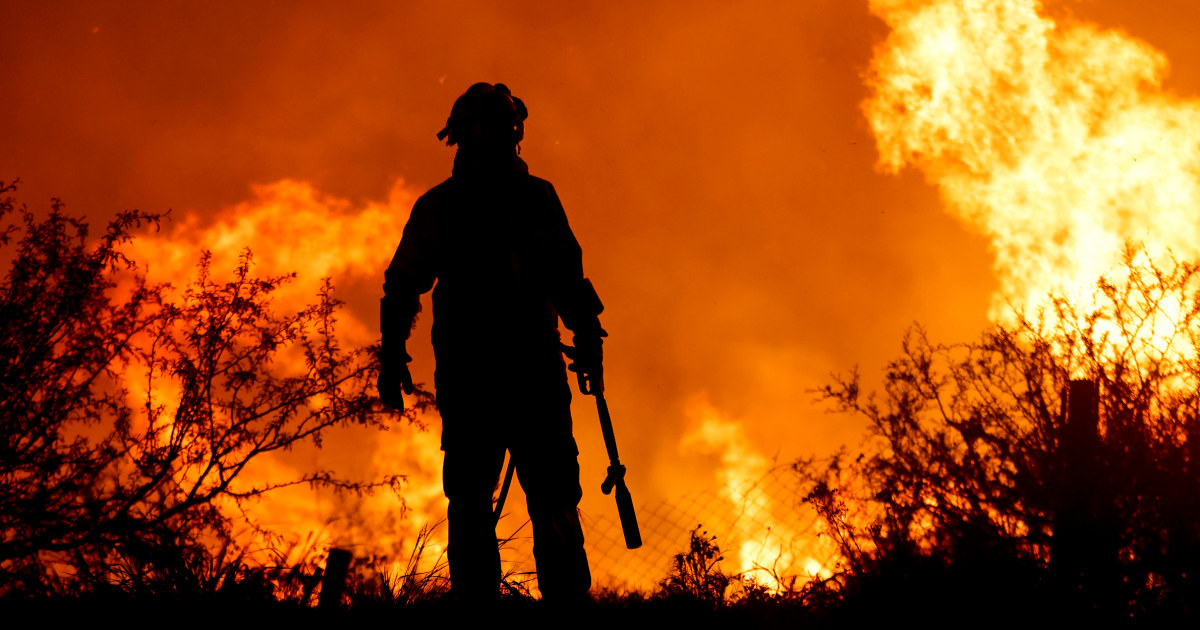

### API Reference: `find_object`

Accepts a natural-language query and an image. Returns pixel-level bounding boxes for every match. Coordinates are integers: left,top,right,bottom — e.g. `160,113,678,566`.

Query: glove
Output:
565,330,606,395
377,349,415,411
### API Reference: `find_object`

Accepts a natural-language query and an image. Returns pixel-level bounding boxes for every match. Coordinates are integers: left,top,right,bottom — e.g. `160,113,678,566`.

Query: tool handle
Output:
596,394,621,462
615,480,642,549
589,383,641,549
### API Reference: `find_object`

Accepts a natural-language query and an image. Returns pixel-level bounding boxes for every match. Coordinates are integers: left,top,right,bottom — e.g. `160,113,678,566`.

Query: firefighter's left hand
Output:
377,363,414,411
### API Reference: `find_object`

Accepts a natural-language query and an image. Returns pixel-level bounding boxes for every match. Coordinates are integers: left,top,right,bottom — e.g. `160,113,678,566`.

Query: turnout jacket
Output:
381,152,602,392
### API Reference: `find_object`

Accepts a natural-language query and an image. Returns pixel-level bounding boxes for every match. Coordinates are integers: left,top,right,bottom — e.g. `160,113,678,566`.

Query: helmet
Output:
437,82,528,148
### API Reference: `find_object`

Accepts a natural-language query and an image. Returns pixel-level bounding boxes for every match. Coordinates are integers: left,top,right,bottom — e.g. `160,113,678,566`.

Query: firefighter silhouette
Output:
378,83,604,602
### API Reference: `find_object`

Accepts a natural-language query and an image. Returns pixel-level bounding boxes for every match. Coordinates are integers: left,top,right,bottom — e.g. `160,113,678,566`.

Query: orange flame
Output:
120,178,450,565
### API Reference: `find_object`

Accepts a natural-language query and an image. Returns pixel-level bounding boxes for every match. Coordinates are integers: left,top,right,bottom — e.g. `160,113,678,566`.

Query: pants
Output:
437,377,592,601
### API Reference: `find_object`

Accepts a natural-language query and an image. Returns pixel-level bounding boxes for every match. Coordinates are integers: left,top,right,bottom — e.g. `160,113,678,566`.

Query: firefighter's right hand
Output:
377,363,414,411
566,333,605,395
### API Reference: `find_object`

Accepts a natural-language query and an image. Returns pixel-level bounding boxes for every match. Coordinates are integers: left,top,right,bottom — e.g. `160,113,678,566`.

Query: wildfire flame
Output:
864,0,1200,326
681,396,833,591
120,178,449,565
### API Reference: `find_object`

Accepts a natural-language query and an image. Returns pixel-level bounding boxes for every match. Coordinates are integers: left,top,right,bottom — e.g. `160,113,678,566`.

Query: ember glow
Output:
4,0,1200,596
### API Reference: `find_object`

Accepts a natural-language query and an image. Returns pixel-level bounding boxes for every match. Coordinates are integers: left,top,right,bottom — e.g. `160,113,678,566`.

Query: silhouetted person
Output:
378,82,604,603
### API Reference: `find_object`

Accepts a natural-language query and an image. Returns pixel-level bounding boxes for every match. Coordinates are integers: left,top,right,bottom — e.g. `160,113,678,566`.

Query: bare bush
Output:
0,182,431,596
804,245,1200,617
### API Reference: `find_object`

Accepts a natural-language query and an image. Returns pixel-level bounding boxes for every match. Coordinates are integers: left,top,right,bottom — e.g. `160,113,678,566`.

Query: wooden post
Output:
1052,378,1124,613
318,547,353,609
1052,380,1099,591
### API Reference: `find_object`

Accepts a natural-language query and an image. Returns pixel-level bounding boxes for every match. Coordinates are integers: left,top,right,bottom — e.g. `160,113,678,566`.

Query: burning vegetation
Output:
0,182,419,596
804,247,1200,621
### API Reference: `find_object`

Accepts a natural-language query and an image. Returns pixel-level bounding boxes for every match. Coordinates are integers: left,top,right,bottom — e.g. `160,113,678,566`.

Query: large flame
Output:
121,178,450,567
864,0,1200,324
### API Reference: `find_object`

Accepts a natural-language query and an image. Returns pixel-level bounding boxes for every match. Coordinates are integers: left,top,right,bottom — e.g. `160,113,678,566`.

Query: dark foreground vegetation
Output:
3,183,1200,626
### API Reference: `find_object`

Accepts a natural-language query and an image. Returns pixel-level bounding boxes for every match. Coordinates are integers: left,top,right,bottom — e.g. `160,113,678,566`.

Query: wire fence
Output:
495,465,835,594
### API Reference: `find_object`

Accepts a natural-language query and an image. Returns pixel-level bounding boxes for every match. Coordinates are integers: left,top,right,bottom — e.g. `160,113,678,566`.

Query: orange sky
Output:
5,0,1200,579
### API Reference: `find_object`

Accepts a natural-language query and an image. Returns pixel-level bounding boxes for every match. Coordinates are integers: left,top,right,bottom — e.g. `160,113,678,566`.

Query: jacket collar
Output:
452,149,529,179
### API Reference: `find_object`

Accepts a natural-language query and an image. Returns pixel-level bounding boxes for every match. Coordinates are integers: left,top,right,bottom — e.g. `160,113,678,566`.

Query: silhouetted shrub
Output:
0,182,428,596
803,245,1200,620
658,525,731,606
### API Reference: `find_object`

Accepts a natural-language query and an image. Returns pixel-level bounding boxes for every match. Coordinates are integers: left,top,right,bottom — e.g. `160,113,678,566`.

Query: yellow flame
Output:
680,395,831,592
129,178,418,345
117,177,450,564
865,0,1200,330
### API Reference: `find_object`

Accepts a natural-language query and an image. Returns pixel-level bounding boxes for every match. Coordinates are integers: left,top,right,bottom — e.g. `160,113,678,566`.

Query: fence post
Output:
1052,380,1098,592
1052,378,1124,612
318,547,353,609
